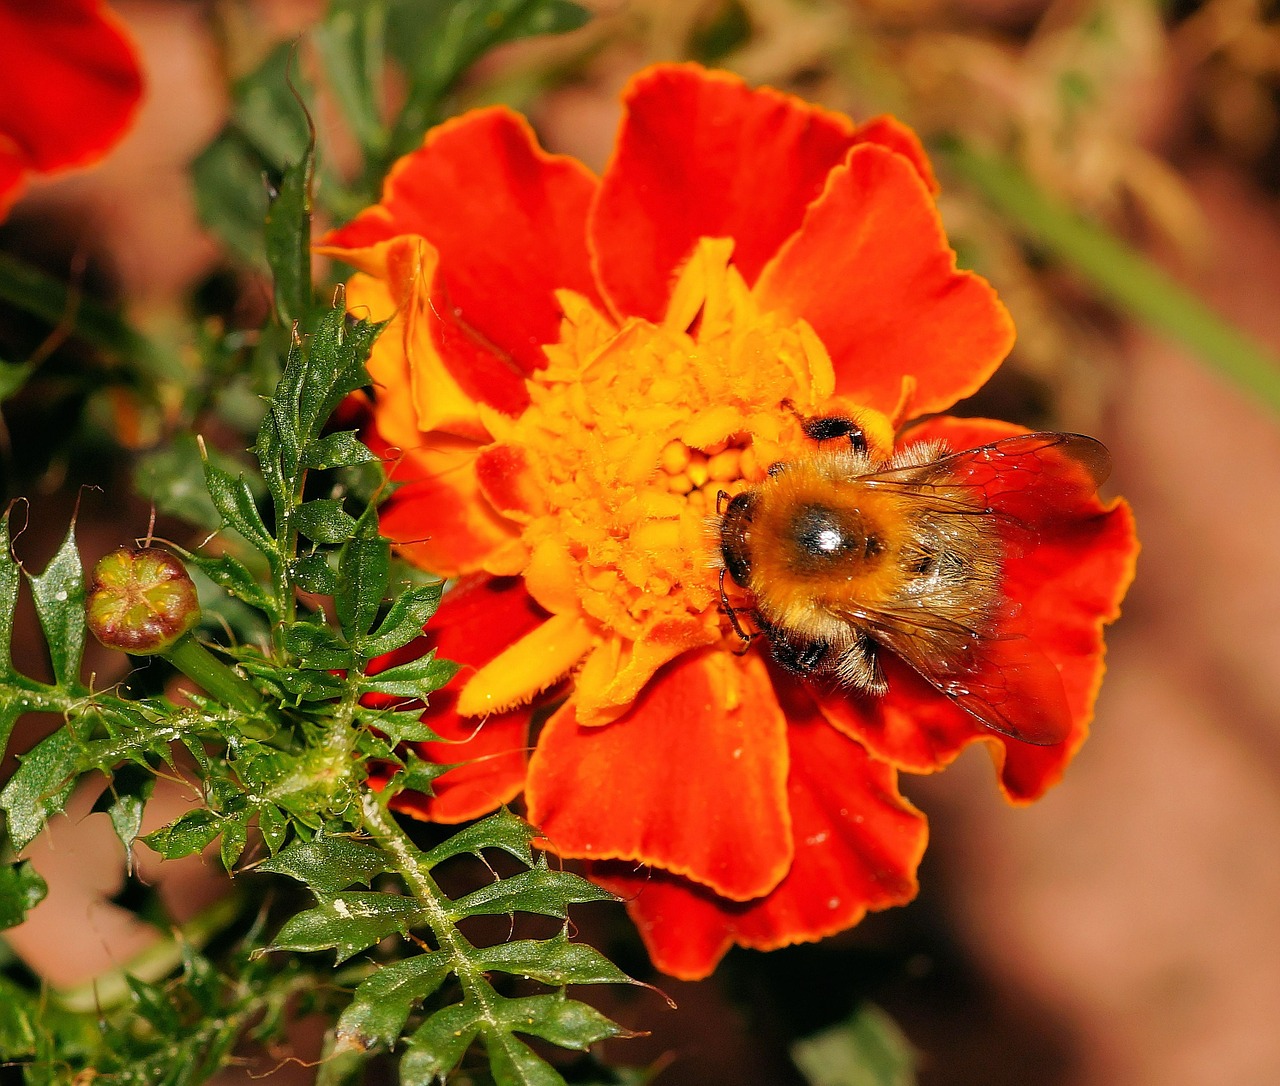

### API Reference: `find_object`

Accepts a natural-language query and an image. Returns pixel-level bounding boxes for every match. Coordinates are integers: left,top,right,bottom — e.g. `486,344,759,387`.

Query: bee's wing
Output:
857,432,1112,524
835,602,1072,747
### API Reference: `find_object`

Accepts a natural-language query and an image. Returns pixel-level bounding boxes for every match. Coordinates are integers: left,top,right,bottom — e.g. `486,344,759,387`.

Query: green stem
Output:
0,252,171,381
936,139,1280,417
164,633,268,719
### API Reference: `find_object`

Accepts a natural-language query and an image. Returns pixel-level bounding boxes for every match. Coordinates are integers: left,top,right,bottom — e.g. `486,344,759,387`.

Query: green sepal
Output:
28,521,85,687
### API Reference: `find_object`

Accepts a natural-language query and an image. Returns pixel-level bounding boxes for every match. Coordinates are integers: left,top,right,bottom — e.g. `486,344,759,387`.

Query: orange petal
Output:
753,144,1014,416
371,576,547,823
371,429,518,579
572,619,721,727
321,106,600,376
0,0,143,217
475,442,547,521
455,613,594,717
593,683,926,979
526,651,793,901
590,64,860,321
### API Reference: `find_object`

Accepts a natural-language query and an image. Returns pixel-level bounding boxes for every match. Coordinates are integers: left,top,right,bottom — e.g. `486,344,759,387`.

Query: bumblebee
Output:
717,418,1110,746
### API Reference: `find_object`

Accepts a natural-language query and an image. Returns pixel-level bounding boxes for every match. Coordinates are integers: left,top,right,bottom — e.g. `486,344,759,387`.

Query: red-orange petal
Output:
373,576,548,823
593,682,926,979
321,107,600,377
753,144,1014,417
818,417,1138,801
526,651,793,902
0,0,143,217
590,64,859,321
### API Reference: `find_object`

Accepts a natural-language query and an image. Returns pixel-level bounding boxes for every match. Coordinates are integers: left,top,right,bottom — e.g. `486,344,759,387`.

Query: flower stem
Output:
164,633,266,718
936,138,1280,417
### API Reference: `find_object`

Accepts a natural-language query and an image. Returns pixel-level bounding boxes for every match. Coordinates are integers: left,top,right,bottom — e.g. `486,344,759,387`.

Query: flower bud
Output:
86,547,201,654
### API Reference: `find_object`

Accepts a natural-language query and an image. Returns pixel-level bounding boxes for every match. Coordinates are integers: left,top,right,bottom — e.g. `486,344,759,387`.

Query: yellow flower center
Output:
459,237,892,721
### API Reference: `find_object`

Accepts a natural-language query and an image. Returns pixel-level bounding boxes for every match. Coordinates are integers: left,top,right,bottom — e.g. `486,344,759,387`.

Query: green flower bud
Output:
86,547,201,653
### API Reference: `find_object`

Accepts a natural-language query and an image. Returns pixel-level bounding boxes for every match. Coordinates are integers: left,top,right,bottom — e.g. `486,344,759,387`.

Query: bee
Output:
717,415,1111,746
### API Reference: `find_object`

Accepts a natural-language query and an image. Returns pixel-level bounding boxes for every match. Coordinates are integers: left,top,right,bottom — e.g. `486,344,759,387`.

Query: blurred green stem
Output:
0,251,172,384
937,139,1280,417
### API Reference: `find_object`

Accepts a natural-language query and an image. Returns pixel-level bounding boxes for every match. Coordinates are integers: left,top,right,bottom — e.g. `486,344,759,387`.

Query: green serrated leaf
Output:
403,1002,482,1084
284,620,353,669
424,807,535,868
303,430,377,470
313,0,386,158
498,992,633,1049
296,498,358,545
204,460,273,550
0,861,47,930
292,552,339,595
187,551,276,618
355,705,440,746
449,861,615,921
220,814,250,869
484,1027,565,1086
0,728,79,851
191,130,271,268
266,145,314,326
334,952,451,1052
92,762,154,874
361,651,457,699
0,506,20,674
386,753,451,798
142,807,222,860
0,974,37,1057
28,521,84,686
0,359,34,402
791,1005,917,1086
337,526,389,639
257,802,288,854
126,974,181,1033
270,891,426,963
359,582,441,657
471,929,637,988
258,836,389,892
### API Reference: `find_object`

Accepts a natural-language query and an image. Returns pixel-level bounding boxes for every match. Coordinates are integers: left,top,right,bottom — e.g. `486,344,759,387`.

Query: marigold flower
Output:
0,0,143,219
322,64,1138,980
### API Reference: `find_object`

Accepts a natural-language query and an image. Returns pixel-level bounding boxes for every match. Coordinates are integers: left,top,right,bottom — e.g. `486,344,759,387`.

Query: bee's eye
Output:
800,415,868,453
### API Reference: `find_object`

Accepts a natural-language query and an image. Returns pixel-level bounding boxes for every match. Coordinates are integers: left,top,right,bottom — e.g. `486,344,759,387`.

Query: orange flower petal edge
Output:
327,63,1138,976
0,0,144,218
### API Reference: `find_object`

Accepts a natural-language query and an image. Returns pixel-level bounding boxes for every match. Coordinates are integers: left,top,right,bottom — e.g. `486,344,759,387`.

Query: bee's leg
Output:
781,399,868,453
719,568,758,653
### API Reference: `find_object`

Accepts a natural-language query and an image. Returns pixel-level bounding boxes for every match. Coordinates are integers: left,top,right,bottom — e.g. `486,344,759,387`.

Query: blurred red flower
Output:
324,64,1138,979
0,0,143,219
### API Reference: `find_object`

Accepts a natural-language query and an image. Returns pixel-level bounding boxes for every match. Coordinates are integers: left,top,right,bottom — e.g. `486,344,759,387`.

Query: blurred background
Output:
2,0,1278,1083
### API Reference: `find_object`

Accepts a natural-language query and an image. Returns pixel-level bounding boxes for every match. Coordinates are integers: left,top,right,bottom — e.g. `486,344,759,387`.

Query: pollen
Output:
485,237,840,646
